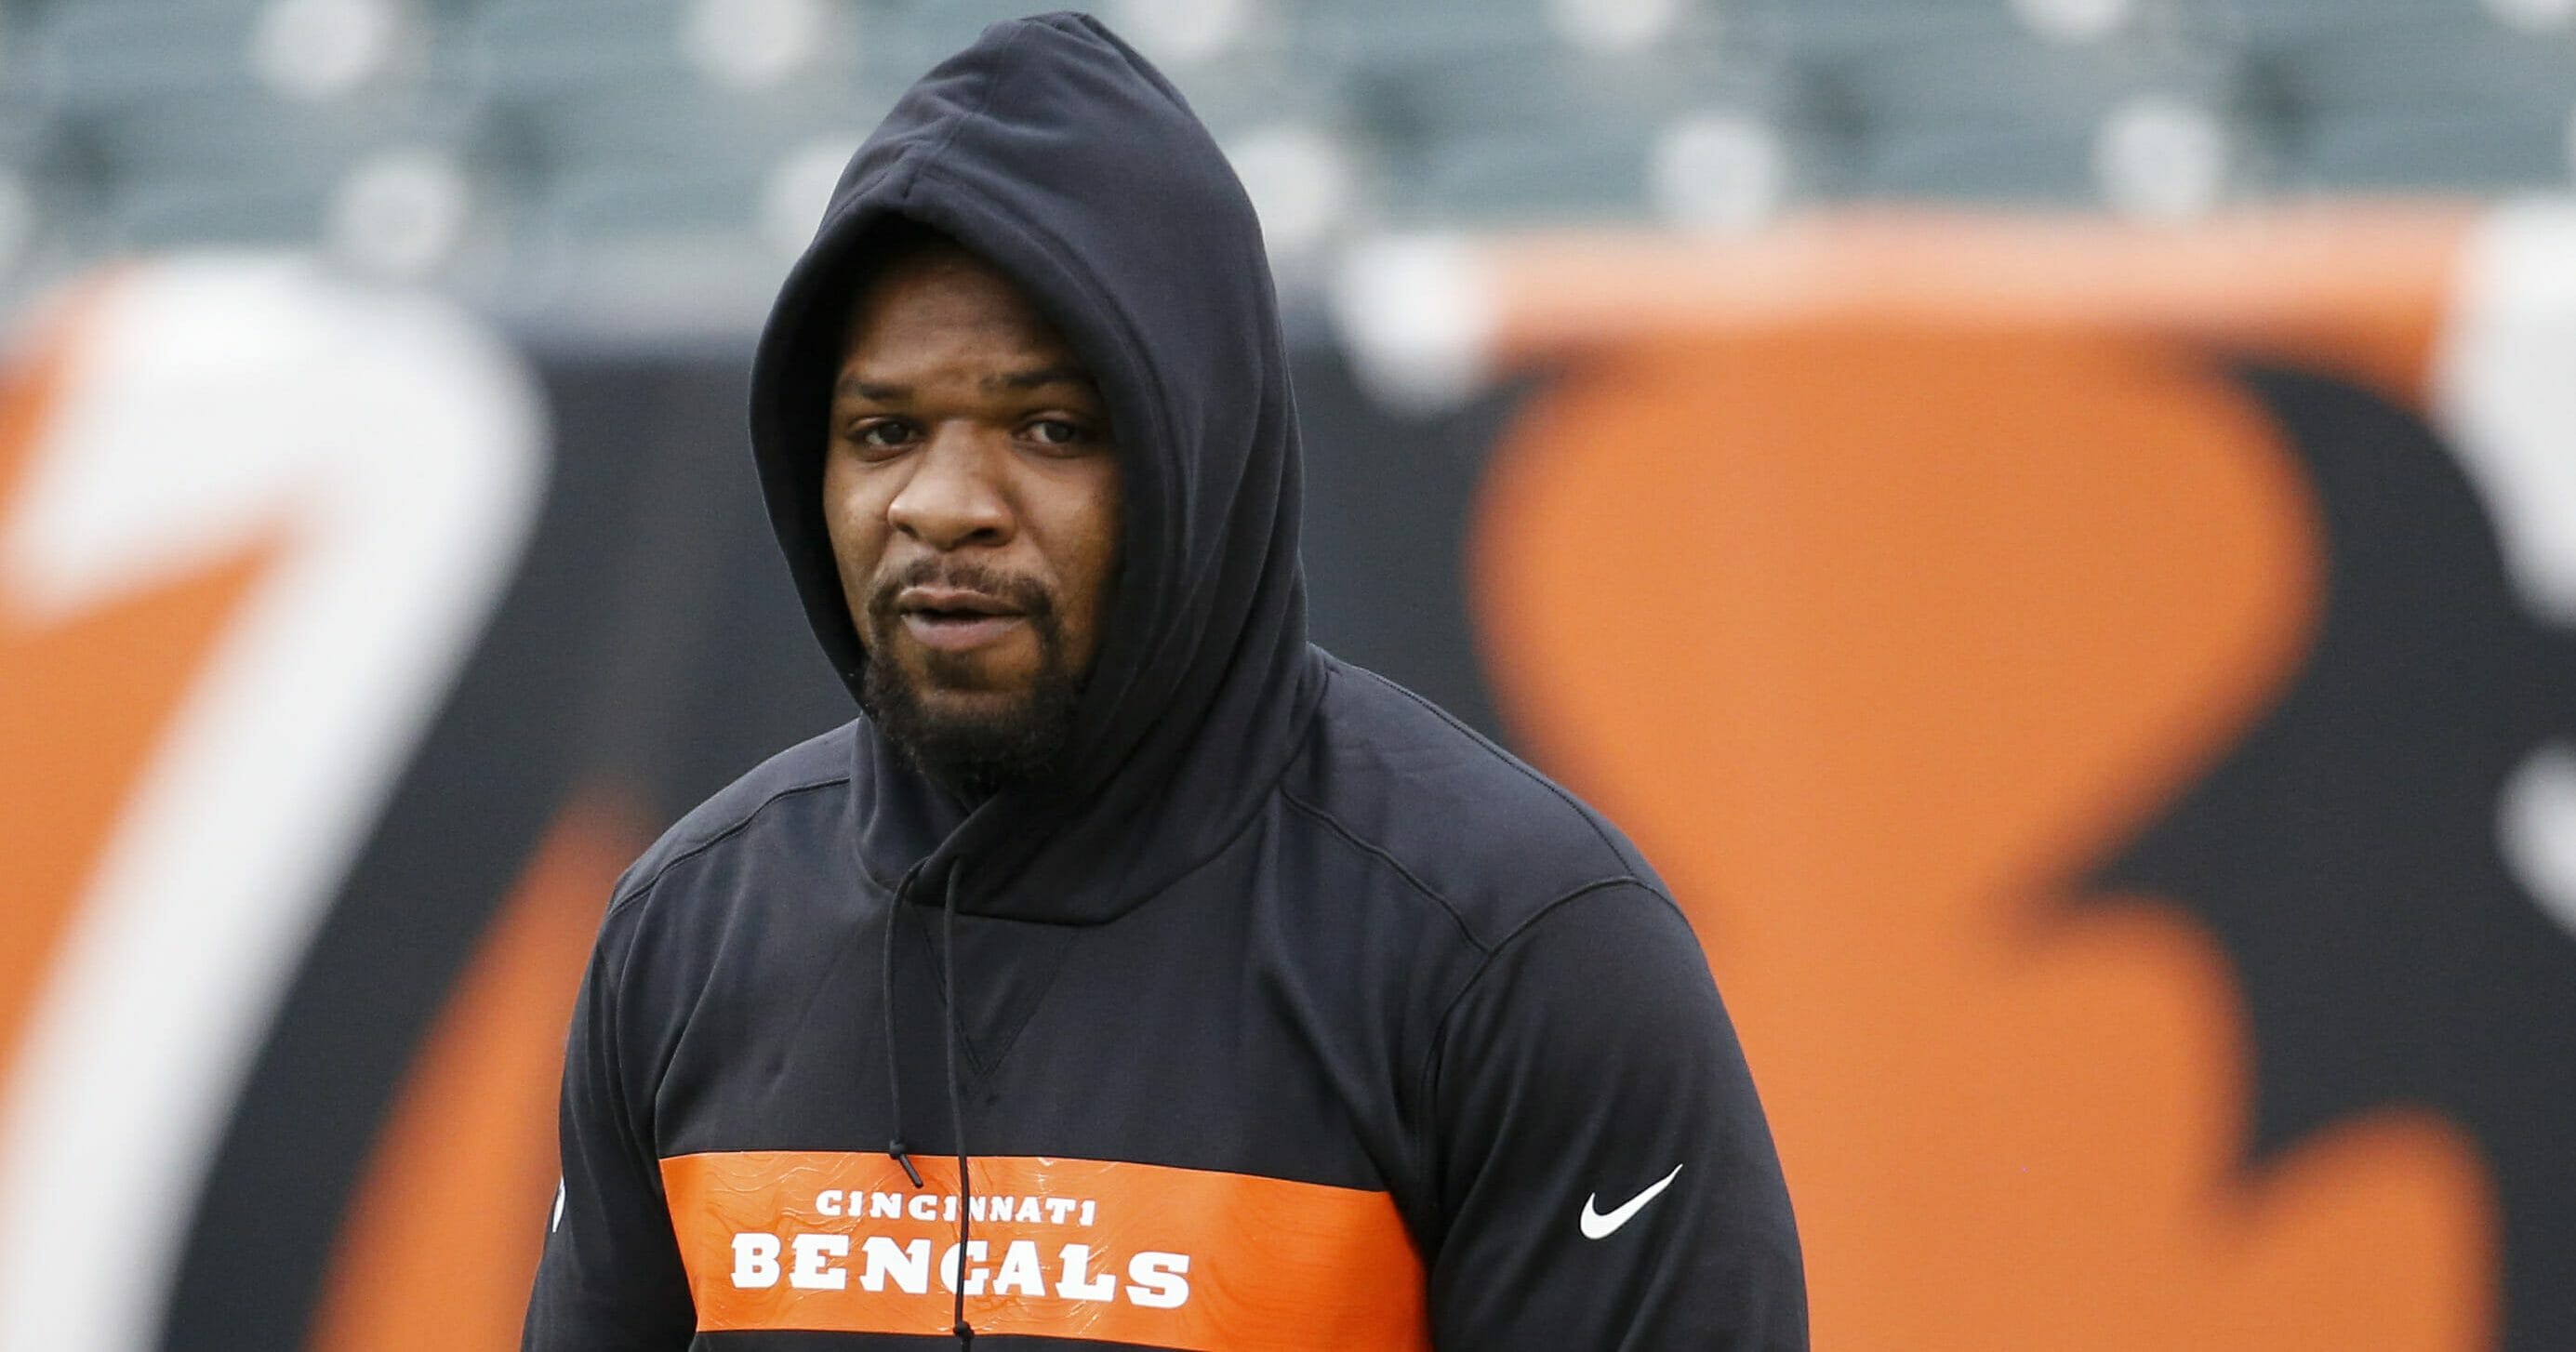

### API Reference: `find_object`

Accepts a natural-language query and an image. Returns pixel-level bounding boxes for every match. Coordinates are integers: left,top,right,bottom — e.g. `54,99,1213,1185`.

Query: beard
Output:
856,558,1089,801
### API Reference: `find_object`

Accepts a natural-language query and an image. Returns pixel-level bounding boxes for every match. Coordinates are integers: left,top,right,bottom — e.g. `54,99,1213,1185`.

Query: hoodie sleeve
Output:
1426,881,1807,1350
522,895,697,1351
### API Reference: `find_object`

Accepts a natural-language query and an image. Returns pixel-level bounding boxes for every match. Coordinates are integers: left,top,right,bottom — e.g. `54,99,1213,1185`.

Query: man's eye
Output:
1028,418,1086,446
852,420,915,449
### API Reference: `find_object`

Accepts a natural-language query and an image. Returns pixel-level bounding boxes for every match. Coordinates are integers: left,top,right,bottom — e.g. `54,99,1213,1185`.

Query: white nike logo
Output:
1579,1164,1684,1239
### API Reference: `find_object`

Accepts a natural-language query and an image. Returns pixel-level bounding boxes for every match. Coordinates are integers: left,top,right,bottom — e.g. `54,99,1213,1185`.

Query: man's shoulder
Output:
608,721,858,915
1281,656,1666,948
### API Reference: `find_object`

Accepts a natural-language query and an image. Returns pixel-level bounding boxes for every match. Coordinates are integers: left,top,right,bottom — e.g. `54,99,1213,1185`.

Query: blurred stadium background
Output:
5,2,2576,1351
0,0,2572,318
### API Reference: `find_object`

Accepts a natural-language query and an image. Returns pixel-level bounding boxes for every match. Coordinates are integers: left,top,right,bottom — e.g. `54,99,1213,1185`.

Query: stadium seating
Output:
0,0,2565,321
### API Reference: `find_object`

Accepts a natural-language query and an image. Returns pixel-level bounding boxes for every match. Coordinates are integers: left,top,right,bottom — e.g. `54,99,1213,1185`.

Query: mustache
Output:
865,558,1058,630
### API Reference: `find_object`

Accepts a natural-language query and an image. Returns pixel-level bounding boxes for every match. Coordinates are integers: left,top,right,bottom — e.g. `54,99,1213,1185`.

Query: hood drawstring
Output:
942,866,976,1345
882,863,924,1187
878,860,977,1347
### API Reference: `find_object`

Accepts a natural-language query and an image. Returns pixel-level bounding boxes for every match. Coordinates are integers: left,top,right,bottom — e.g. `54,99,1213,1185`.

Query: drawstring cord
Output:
943,867,975,1345
882,863,924,1187
879,860,976,1345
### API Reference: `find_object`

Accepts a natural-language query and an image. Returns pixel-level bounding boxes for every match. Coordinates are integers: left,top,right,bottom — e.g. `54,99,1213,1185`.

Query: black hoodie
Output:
523,13,1804,1350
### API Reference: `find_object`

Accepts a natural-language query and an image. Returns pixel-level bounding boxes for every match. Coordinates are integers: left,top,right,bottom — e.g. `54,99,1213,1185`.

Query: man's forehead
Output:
840,237,1082,344
833,363,1101,403
843,235,1029,327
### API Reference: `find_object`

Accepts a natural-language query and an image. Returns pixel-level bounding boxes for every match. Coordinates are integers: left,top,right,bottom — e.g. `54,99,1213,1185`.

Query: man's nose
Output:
886,426,1013,550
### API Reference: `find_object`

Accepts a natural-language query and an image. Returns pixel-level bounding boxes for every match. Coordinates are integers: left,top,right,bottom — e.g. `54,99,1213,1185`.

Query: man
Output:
524,12,1804,1350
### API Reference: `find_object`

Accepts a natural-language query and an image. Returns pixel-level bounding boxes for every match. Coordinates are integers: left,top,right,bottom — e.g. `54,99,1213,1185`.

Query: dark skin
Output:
824,239,1122,789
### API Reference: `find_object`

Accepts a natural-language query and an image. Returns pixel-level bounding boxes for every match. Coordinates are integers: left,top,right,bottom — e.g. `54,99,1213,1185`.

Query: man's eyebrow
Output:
987,365,1096,393
833,367,1095,402
835,375,909,402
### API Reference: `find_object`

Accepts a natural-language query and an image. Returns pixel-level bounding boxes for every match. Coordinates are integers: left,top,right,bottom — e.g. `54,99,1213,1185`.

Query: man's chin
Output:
858,656,1084,798
906,683,1038,726
902,640,1042,692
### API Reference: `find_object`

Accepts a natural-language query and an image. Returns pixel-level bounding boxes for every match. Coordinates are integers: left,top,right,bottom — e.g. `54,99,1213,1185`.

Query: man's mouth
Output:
894,585,1028,652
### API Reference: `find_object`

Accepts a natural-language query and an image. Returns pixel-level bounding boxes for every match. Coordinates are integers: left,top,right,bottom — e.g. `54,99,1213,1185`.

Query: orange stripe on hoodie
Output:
661,1150,1429,1349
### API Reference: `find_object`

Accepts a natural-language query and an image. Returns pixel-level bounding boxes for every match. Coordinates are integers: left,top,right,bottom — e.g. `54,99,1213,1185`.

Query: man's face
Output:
824,242,1122,792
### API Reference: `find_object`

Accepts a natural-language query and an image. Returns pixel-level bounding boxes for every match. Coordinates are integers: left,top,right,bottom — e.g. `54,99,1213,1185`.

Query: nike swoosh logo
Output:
1579,1163,1684,1239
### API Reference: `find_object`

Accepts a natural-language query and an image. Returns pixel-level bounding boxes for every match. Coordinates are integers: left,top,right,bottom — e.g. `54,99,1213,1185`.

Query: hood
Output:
749,11,1318,924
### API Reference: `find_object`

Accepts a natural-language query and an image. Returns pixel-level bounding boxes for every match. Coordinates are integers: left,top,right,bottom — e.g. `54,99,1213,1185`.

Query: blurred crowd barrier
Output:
3,203,2573,1350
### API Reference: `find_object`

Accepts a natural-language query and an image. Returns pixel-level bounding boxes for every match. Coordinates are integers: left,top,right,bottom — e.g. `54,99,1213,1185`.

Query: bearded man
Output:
524,13,1804,1350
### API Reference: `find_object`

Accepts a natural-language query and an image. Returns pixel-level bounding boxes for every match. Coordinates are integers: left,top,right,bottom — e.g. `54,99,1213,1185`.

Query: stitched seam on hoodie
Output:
1345,661,1638,872
1058,12,1188,110
605,775,851,922
600,898,659,1177
1414,877,1673,1177
965,925,1078,1075
908,918,1084,1082
1422,878,1667,1065
903,20,1037,198
1276,785,1484,955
